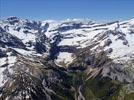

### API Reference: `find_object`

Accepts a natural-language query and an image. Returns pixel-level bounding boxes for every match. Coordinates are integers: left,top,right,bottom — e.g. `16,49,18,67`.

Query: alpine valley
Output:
0,17,134,100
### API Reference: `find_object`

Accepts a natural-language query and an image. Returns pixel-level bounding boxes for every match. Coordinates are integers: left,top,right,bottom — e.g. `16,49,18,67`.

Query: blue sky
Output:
0,0,134,21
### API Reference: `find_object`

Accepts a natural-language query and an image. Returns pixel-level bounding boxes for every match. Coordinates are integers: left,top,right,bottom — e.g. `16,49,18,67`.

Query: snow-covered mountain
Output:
0,17,134,100
1,17,134,63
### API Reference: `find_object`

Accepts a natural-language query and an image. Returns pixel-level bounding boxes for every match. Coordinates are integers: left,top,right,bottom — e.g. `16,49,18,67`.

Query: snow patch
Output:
55,52,73,64
0,67,6,87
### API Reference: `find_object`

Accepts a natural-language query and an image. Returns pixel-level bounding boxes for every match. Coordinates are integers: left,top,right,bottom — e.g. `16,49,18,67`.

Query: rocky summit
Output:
0,17,134,100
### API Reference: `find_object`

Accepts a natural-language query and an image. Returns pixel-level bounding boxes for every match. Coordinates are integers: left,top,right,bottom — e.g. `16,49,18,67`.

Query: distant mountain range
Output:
0,17,134,100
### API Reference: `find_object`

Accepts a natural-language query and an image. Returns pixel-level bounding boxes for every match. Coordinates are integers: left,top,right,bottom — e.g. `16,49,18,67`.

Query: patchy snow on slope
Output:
127,18,134,25
0,56,16,87
1,17,134,65
12,48,42,56
42,20,61,38
0,56,16,66
8,56,17,66
13,48,33,55
8,27,36,43
108,23,119,30
0,54,23,87
105,33,134,61
58,29,104,48
55,52,73,64
0,67,6,87
0,57,7,66
59,37,87,46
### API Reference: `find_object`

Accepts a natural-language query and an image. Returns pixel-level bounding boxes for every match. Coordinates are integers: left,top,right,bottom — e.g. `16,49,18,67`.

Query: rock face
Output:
0,17,134,100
